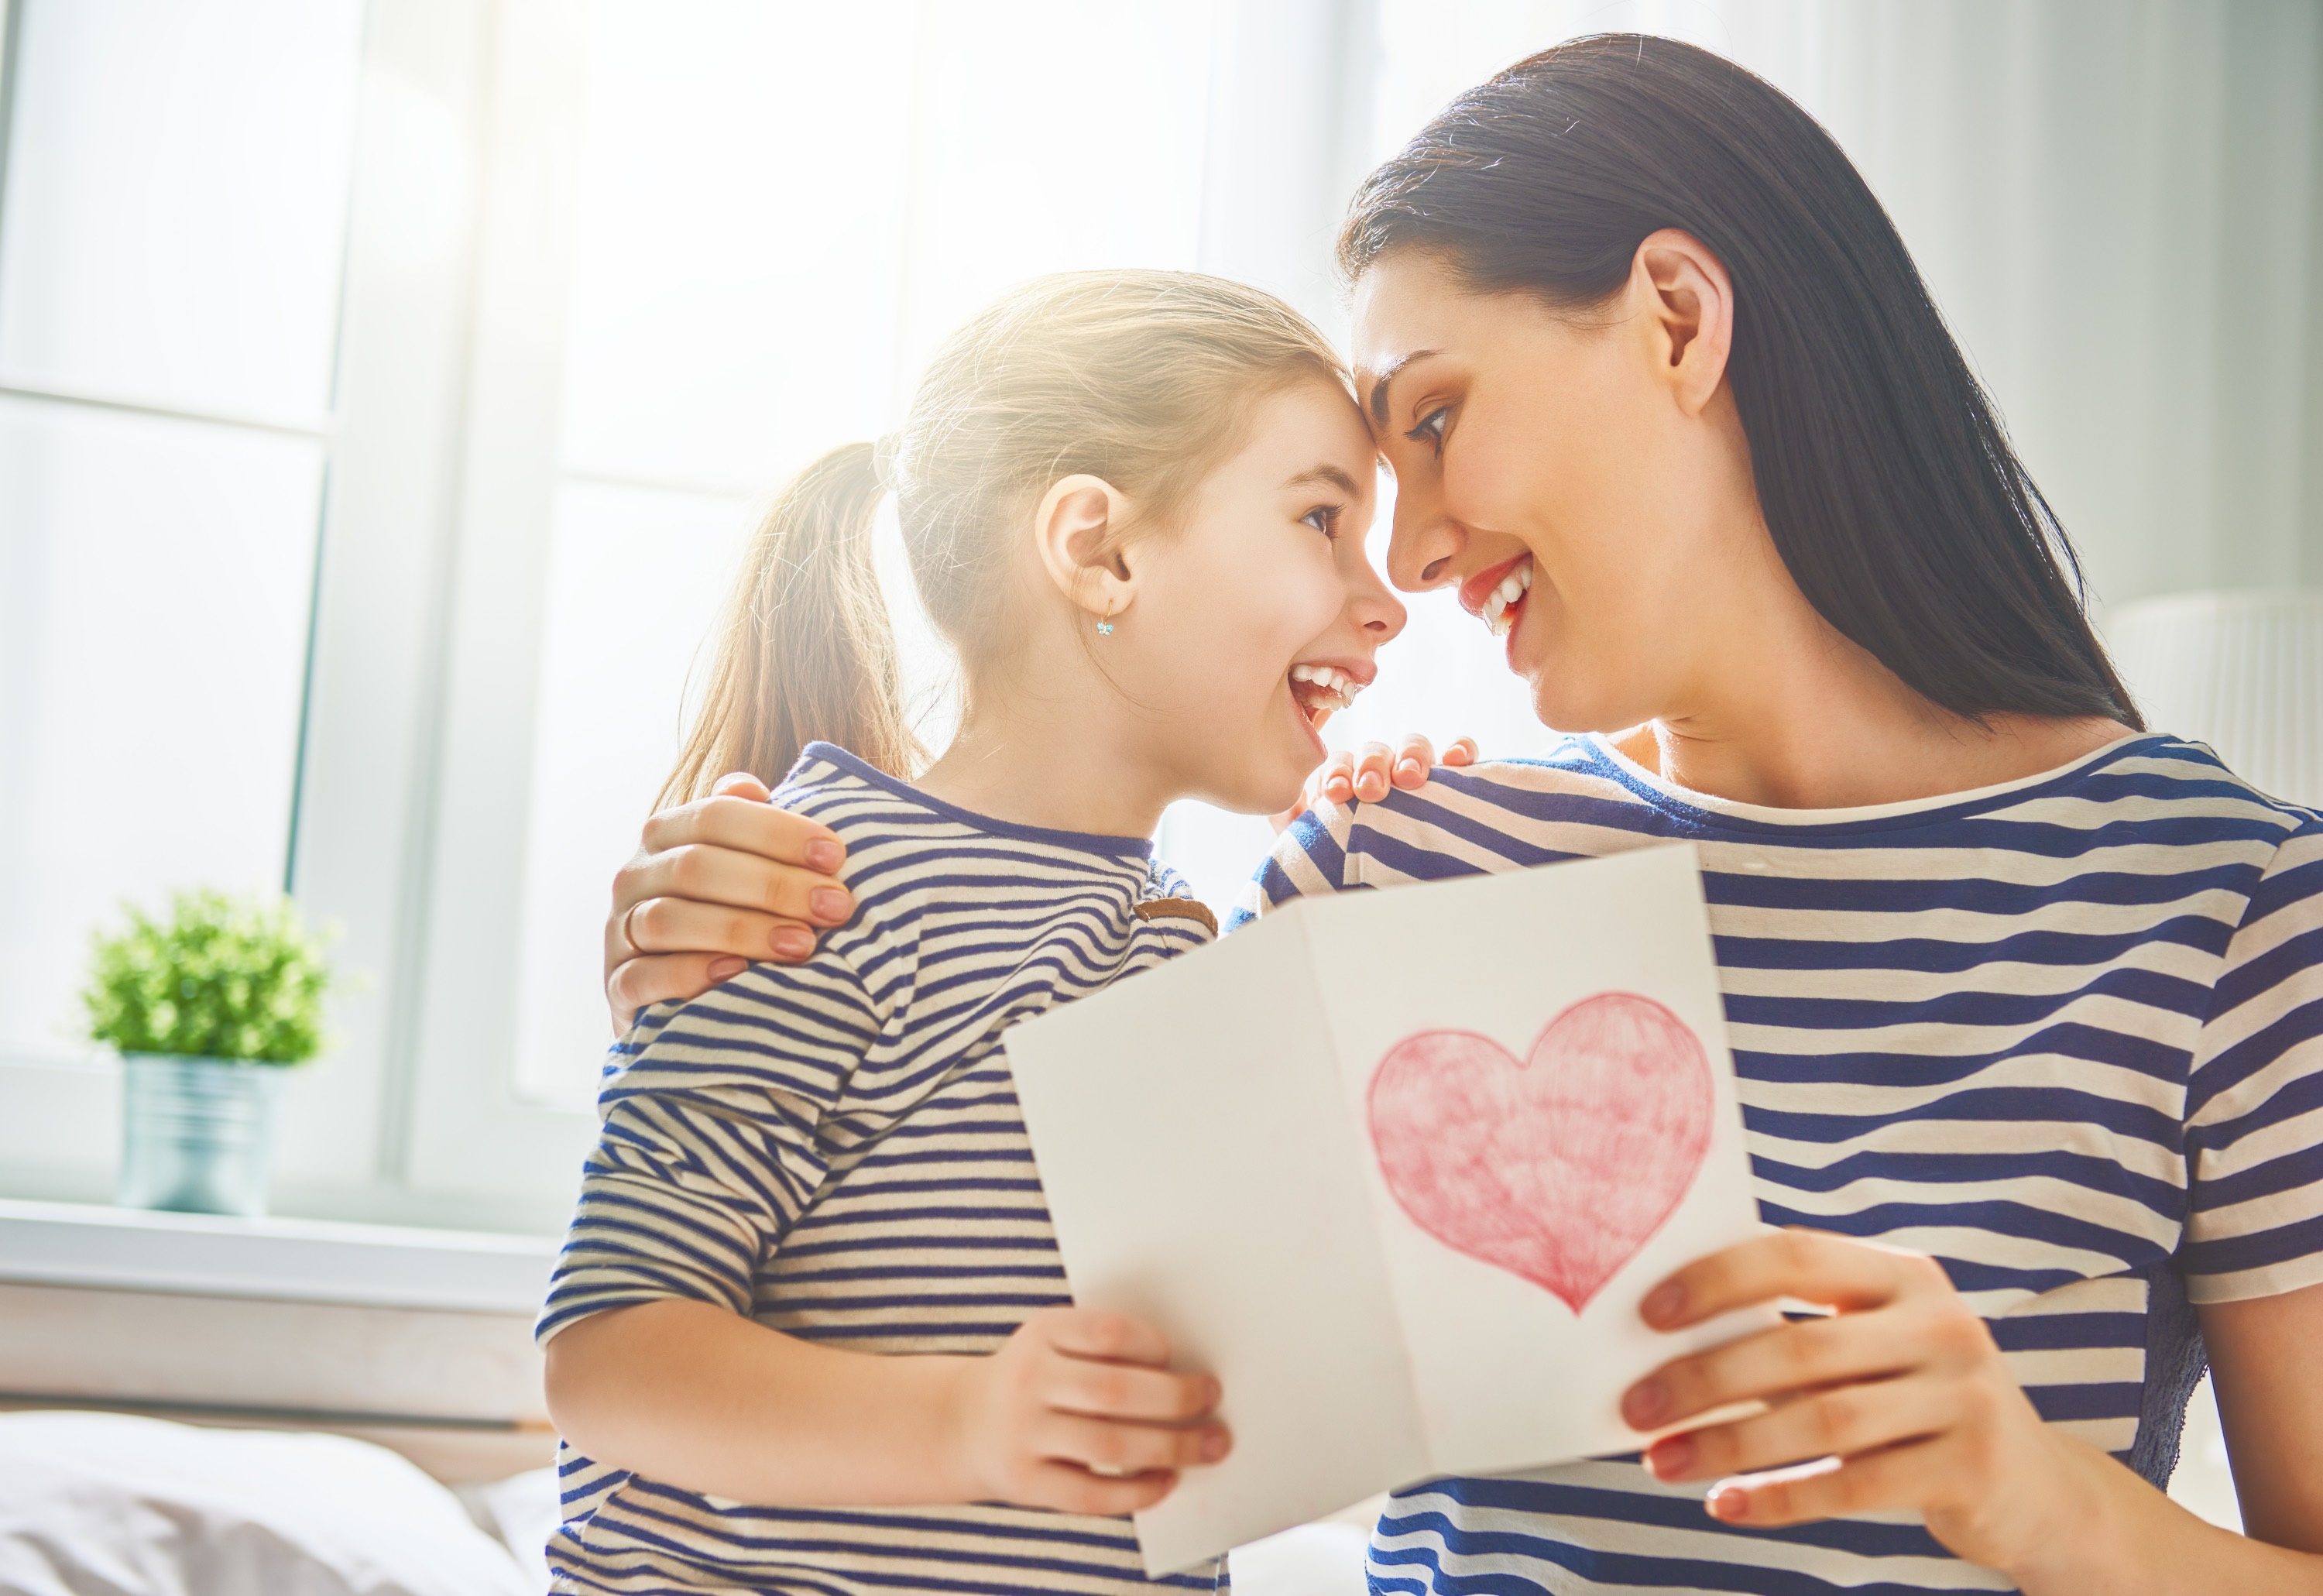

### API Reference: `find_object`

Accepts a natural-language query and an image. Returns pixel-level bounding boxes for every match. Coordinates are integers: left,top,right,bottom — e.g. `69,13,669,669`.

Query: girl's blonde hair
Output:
659,269,1348,806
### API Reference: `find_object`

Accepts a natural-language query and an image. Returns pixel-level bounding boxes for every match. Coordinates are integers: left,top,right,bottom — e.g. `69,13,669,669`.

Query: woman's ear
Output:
1631,228,1735,416
1031,473,1139,623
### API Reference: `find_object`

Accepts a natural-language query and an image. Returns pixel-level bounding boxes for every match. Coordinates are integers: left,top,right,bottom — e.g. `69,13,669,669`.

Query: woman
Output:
597,36,2321,1596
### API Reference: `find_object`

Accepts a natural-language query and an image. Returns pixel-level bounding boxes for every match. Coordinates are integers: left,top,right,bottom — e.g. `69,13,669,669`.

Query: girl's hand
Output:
1622,1229,2095,1579
1275,733,1479,829
605,772,853,1032
949,1306,1230,1515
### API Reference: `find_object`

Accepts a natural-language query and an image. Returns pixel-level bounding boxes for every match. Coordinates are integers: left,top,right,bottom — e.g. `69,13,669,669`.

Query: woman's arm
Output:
2203,1282,2323,1551
1621,1231,2323,1594
605,773,856,1031
610,740,1481,1031
544,1298,1229,1515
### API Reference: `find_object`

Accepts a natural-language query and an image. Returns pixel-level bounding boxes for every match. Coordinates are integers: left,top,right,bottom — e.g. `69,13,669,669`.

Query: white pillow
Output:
0,1411,536,1596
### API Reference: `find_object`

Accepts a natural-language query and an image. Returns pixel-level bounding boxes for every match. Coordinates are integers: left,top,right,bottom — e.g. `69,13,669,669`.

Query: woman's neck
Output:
1614,578,2132,809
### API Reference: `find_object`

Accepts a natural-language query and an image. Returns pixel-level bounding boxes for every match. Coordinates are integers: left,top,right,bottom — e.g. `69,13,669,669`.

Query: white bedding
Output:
0,1412,535,1596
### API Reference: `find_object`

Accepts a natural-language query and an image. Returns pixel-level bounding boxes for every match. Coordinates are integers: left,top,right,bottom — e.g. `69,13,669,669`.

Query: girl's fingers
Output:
1046,1355,1221,1424
1038,1308,1176,1370
1351,741,1395,801
1391,733,1437,788
1645,1373,1951,1483
1033,1412,1231,1478
1312,751,1357,806
1704,1437,1932,1529
1625,1306,1927,1429
1018,1458,1182,1516
1442,736,1479,767
1642,1229,1951,1330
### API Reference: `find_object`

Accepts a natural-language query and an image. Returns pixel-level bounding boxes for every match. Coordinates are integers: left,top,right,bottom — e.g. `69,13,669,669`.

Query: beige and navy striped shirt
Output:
1241,732,2323,1594
540,743,1221,1595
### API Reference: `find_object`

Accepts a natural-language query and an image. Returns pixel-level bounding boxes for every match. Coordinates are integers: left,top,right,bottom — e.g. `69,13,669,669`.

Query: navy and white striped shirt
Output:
540,744,1222,1596
1238,731,2323,1594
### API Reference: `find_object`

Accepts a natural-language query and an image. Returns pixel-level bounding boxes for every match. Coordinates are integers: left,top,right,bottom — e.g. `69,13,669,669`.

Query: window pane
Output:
0,398,322,1060
508,481,756,1107
556,0,918,490
0,0,364,422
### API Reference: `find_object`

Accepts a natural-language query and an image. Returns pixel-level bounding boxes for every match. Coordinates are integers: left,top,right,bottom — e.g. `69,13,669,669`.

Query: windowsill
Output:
0,1197,554,1315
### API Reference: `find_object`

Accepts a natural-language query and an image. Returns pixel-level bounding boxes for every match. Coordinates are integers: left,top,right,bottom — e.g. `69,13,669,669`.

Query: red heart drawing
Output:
1367,992,1714,1313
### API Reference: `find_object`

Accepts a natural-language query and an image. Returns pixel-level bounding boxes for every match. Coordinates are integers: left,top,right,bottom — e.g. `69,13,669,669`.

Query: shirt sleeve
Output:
537,952,882,1342
2180,816,2323,1303
1224,801,1356,931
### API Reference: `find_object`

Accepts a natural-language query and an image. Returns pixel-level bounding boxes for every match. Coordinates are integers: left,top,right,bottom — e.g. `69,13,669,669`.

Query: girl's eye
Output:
1405,405,1450,455
1301,504,1342,539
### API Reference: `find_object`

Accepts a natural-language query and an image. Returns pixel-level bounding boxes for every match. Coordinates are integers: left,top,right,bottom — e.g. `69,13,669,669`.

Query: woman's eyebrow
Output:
1364,349,1439,427
1285,463,1362,496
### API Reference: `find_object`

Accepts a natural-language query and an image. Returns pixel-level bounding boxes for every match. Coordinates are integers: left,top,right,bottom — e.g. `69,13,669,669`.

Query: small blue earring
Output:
1096,616,1115,636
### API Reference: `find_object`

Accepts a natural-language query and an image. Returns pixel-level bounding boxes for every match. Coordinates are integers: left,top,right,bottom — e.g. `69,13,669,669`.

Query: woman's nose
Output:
1385,481,1462,593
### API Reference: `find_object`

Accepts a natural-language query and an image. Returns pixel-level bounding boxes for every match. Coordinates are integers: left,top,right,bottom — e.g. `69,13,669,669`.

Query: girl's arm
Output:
1618,1231,2323,1594
544,1297,1229,1515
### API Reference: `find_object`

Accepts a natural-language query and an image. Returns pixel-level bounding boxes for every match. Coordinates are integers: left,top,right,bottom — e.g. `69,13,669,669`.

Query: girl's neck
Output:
915,691,1175,844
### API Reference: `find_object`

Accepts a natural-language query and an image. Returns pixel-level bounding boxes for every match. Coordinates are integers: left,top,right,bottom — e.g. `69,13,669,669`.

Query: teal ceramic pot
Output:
116,1055,286,1217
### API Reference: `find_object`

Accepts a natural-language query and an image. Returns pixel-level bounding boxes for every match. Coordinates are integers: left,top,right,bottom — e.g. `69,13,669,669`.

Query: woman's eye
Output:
1301,504,1342,539
1405,406,1450,455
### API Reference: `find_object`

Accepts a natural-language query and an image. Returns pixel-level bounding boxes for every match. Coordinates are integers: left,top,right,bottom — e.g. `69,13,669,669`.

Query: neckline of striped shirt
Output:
798,740,1158,859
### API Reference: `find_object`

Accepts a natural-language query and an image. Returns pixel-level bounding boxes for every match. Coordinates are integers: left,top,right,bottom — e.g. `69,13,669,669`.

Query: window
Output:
16,1,2278,1234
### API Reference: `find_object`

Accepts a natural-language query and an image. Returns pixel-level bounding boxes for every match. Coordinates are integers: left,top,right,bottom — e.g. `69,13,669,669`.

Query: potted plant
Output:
83,889,335,1217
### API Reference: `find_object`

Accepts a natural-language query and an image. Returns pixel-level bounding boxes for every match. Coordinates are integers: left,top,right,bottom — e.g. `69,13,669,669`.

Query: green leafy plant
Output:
83,889,335,1065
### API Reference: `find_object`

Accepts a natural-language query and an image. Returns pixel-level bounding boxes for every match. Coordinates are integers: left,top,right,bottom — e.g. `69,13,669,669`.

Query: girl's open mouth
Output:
1288,661,1368,728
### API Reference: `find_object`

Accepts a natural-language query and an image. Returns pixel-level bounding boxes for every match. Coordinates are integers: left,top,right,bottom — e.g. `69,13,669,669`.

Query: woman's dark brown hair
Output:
1340,34,2141,729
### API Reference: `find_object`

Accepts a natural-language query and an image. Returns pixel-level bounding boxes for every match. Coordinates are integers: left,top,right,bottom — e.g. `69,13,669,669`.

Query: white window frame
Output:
0,0,1383,1235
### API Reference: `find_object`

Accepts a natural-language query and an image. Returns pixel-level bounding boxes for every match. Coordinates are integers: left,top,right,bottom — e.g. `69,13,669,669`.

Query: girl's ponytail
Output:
660,441,920,806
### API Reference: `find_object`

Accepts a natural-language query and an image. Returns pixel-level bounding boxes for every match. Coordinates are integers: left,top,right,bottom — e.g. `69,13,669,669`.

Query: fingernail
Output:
1395,759,1422,781
1201,1430,1230,1462
1623,1379,1668,1427
707,956,747,981
1356,775,1386,799
809,887,853,922
1707,1486,1747,1522
1642,1281,1685,1326
1325,778,1351,801
1647,1435,1695,1479
770,927,813,960
805,839,844,872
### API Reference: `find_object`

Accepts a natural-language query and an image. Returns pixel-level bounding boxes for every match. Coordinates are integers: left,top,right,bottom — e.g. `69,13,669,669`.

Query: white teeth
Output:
1289,663,1365,712
1480,561,1532,637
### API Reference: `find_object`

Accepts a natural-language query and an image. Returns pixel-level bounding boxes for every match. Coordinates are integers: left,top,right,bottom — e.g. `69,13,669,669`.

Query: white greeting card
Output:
1004,843,1772,1574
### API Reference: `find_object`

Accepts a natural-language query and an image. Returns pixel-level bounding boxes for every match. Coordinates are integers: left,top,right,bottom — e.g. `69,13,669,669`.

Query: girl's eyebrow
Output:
1285,464,1362,495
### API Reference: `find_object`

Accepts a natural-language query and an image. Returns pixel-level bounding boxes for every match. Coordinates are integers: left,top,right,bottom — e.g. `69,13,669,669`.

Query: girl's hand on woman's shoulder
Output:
1274,733,1479,829
604,771,855,1032
945,1306,1230,1515
1620,1229,2119,1584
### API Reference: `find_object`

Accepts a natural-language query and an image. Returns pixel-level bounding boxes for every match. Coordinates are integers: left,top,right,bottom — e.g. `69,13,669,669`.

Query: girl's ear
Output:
1031,472,1139,623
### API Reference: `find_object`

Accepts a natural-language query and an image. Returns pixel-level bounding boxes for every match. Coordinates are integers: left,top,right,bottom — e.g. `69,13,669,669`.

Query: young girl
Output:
537,271,1406,1594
